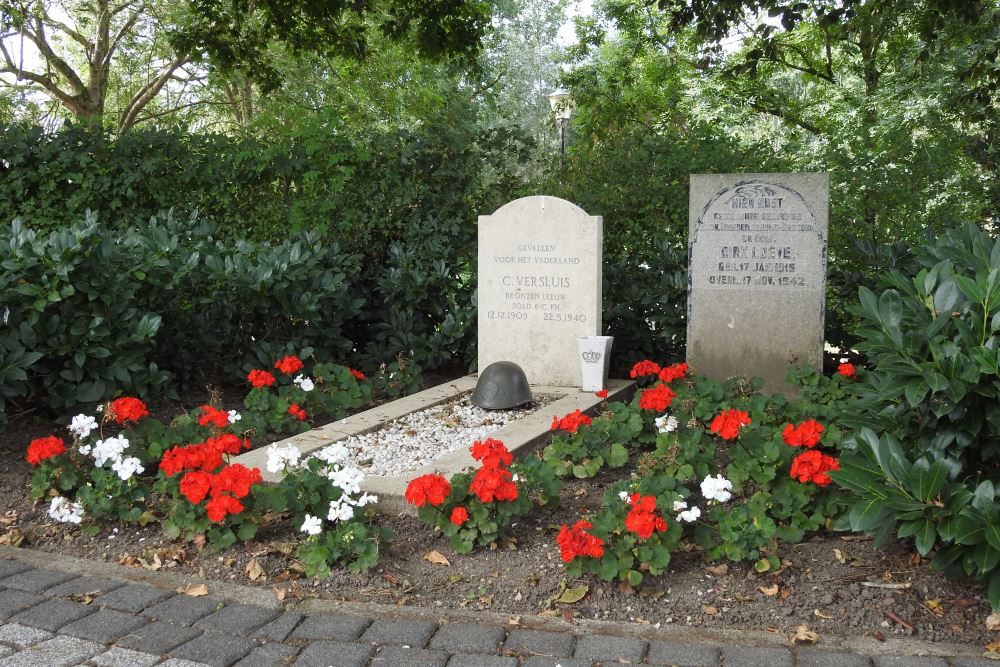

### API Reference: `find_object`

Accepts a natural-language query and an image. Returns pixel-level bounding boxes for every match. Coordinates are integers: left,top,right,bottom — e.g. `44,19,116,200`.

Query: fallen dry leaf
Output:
0,528,24,547
759,584,779,597
987,639,1000,654
707,564,729,577
556,585,589,604
66,591,100,605
924,599,945,617
273,588,286,602
183,583,209,597
873,631,886,642
989,613,1000,631
245,557,265,581
885,610,914,631
793,624,819,644
423,550,451,566
814,609,833,620
701,605,718,616
832,548,846,564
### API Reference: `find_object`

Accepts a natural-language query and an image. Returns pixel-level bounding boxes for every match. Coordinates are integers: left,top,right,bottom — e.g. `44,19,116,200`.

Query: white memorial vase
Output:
577,335,614,391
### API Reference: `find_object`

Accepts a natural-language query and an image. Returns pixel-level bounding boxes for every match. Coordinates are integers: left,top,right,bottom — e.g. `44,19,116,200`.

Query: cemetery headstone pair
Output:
476,173,830,394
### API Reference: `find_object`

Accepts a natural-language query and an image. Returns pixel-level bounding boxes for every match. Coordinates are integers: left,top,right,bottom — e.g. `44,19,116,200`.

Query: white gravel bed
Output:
311,393,559,477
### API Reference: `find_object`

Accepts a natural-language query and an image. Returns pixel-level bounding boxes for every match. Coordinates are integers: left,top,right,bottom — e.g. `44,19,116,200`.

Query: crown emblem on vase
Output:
581,350,602,363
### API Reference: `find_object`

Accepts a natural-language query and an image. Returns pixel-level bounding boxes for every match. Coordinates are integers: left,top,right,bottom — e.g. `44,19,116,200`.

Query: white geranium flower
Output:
227,410,242,424
112,456,144,481
672,500,688,512
327,499,355,522
840,357,850,363
655,414,679,433
293,375,315,392
300,514,323,536
68,414,98,440
618,491,631,502
91,435,129,467
327,466,364,495
355,493,378,507
677,506,702,523
266,444,302,474
48,496,85,524
315,444,348,464
700,474,733,503
78,444,92,456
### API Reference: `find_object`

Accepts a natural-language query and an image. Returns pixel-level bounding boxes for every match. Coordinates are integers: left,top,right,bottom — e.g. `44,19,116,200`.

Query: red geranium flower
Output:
629,360,661,379
639,383,676,411
782,419,825,448
159,440,227,477
247,369,276,388
211,464,262,498
710,409,751,440
658,362,689,384
349,368,365,381
624,493,668,540
108,397,149,424
179,470,213,504
205,494,244,522
27,436,66,465
404,474,451,507
288,404,307,421
790,450,840,486
470,438,512,469
450,506,469,526
595,389,609,399
837,363,855,378
274,355,304,375
556,520,605,562
197,405,230,429
470,466,518,503
550,409,593,434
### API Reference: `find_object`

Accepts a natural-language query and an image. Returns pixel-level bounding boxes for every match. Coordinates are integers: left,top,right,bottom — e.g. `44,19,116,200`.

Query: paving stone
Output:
446,654,518,667
872,657,948,667
169,632,255,667
951,658,1000,667
46,576,125,598
520,658,592,667
0,622,54,648
796,648,871,667
0,561,32,582
0,648,9,660
157,660,214,667
0,635,102,666
99,584,175,614
251,612,302,642
0,568,76,593
646,639,719,666
144,595,222,626
0,590,44,621
370,646,449,667
60,608,148,643
292,640,374,667
573,633,647,663
10,597,96,631
503,628,575,658
233,643,298,666
115,620,202,654
360,618,438,647
193,603,279,636
289,613,372,641
90,646,162,667
428,623,506,654
720,645,794,667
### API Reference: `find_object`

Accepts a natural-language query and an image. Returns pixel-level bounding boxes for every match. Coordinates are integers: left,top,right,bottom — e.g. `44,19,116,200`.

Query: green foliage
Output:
831,222,1000,608
542,403,644,478
372,355,423,400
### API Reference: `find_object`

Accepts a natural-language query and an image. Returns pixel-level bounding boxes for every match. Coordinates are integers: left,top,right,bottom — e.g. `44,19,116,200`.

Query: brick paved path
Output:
0,554,993,666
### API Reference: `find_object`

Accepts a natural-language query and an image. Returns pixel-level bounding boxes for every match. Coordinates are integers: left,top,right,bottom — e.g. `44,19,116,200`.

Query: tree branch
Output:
748,99,821,134
0,39,81,111
39,5,89,48
117,54,189,132
27,16,88,95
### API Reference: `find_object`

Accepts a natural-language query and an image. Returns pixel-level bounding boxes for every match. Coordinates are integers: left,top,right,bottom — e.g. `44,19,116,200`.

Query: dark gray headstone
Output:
687,173,829,392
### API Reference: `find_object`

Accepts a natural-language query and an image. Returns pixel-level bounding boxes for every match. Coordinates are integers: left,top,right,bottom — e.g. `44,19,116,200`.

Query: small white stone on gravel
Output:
311,393,558,477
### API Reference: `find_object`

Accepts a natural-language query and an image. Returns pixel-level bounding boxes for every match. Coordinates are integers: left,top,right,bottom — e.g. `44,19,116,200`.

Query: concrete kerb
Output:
0,546,986,661
231,375,637,515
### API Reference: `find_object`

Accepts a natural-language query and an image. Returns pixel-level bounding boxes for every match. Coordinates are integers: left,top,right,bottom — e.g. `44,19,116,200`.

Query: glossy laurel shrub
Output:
832,222,1000,607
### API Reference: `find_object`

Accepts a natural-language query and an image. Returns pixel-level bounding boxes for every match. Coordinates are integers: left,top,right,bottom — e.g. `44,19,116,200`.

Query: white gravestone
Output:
478,196,603,387
687,173,829,392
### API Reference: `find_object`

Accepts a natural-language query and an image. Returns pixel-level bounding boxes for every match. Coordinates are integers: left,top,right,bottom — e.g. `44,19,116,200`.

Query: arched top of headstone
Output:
483,195,599,223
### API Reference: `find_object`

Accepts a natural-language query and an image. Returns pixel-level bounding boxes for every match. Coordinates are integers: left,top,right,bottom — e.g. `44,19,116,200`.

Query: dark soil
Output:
0,376,993,649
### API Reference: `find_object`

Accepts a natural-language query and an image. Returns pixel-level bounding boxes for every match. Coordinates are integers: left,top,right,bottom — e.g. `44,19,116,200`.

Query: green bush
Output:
831,221,1000,607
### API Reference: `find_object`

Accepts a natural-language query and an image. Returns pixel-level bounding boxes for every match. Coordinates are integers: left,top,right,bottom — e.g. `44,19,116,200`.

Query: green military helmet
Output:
472,361,534,410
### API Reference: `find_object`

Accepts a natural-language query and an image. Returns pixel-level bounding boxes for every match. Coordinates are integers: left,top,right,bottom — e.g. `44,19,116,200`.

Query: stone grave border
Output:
232,376,636,514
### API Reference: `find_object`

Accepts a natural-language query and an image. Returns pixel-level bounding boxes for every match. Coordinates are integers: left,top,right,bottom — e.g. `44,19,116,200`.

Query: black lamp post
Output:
547,88,573,169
